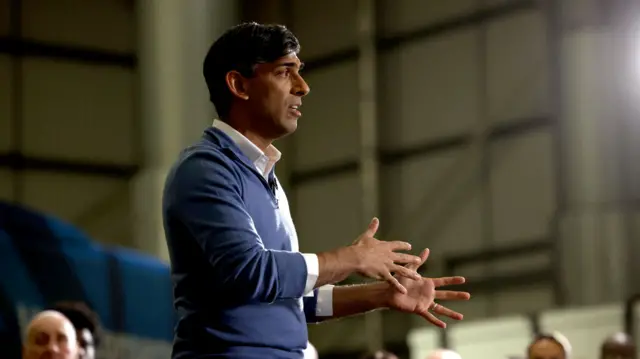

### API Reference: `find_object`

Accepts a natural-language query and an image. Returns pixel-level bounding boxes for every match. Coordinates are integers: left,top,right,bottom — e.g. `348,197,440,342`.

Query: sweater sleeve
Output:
165,150,308,303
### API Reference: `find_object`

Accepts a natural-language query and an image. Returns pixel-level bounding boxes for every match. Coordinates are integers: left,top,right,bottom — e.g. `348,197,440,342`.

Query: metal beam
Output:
0,37,136,68
290,116,551,186
304,0,537,73
356,0,383,352
0,153,139,178
444,239,552,273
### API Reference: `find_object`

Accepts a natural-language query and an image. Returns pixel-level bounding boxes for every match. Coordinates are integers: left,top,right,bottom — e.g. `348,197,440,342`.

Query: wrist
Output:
336,246,362,273
366,281,392,309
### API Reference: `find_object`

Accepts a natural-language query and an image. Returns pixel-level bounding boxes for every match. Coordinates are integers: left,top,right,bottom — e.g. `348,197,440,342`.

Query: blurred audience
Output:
361,349,398,359
527,332,571,359
601,332,636,359
51,301,102,359
22,310,80,359
426,349,462,359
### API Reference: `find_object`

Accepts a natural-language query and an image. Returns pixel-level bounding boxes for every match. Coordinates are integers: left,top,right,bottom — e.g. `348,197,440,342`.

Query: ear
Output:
225,70,250,101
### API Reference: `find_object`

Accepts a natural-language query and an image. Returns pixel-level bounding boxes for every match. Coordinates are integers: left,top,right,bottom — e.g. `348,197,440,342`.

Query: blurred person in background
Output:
527,332,571,359
51,301,101,359
163,22,471,359
361,349,398,359
601,332,636,359
426,349,461,359
22,310,80,359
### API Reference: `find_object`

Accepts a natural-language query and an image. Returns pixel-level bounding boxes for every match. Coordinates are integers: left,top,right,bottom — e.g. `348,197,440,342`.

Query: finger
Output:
432,276,466,287
391,264,421,280
422,311,447,328
383,271,407,294
387,241,412,251
392,253,422,266
365,217,380,236
432,303,464,321
419,248,430,265
435,290,471,301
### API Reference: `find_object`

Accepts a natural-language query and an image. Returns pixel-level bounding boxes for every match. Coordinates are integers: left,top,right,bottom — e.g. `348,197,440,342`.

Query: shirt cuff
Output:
301,253,319,297
316,285,334,317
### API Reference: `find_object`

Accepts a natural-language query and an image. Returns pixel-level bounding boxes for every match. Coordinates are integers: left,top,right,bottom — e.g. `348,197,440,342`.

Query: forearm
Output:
323,282,390,320
315,247,360,288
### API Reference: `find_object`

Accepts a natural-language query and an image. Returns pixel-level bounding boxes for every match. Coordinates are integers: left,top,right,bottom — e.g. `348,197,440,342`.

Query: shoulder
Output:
165,143,244,197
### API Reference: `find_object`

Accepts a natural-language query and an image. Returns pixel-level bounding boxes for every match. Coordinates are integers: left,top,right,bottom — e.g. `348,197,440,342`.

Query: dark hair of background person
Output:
51,301,102,346
203,22,301,119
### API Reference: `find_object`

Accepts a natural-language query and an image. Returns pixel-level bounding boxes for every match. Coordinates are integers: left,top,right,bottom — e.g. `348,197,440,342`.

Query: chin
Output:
277,119,298,137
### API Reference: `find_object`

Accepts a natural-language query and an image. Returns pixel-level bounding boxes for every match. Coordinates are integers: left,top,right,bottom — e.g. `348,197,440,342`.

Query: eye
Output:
276,68,290,77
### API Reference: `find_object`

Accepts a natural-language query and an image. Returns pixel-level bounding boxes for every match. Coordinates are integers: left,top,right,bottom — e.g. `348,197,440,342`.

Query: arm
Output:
306,282,390,323
165,151,308,303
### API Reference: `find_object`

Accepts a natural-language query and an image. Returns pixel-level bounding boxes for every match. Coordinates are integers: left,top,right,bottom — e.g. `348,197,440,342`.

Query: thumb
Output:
365,217,379,236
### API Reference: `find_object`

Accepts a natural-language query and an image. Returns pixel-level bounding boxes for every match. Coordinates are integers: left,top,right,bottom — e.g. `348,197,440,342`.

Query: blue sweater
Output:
162,128,321,358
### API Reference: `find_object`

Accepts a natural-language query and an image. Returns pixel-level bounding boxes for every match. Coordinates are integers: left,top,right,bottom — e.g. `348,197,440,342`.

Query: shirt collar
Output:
212,119,281,176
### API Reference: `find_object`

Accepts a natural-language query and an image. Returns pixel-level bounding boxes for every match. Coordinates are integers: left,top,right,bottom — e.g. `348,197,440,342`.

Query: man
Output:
426,349,462,359
601,332,636,359
163,22,471,358
51,301,101,359
23,310,80,359
527,332,571,359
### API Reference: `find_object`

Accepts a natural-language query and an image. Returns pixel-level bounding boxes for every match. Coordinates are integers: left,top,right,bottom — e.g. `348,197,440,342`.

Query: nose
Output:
292,74,310,97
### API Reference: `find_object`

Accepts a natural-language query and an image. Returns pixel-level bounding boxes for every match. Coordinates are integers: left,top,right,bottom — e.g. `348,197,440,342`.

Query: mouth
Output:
288,104,302,118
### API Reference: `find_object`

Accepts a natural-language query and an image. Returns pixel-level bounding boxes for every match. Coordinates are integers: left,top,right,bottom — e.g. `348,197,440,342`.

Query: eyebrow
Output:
279,62,304,71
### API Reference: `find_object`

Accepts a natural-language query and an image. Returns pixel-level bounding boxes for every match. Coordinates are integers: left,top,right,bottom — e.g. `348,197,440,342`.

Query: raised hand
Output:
349,218,422,294
387,248,470,328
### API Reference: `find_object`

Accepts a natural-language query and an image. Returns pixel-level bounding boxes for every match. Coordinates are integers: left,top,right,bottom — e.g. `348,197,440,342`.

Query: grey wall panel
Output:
486,9,549,125
21,0,135,52
0,55,11,152
0,169,13,202
0,0,9,36
293,172,361,253
21,58,136,165
490,129,556,244
381,148,484,257
379,29,479,150
378,0,476,36
21,171,131,246
290,0,357,59
492,283,555,316
308,316,368,353
292,61,359,172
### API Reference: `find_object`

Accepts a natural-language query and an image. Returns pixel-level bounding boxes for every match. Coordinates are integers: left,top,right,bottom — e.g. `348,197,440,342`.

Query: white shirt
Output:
213,120,334,317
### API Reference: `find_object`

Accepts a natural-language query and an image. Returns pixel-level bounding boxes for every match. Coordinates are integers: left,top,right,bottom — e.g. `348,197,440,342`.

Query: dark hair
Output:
51,301,102,347
203,22,301,119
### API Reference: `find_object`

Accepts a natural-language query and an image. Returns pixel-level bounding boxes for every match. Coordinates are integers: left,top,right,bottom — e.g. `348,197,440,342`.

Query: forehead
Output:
29,316,75,337
531,339,564,354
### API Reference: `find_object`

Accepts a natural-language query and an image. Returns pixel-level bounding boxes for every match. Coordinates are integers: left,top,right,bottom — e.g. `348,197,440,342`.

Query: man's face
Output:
529,338,566,359
243,52,310,138
23,314,78,359
77,328,95,359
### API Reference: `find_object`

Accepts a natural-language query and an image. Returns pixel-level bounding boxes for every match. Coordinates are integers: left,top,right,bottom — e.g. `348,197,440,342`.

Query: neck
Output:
222,116,272,152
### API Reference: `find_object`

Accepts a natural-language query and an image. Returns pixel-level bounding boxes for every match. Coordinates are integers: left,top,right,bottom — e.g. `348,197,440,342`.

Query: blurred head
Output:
51,302,101,359
426,349,462,359
528,332,571,359
361,350,398,359
601,332,636,359
204,22,310,143
23,310,79,359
